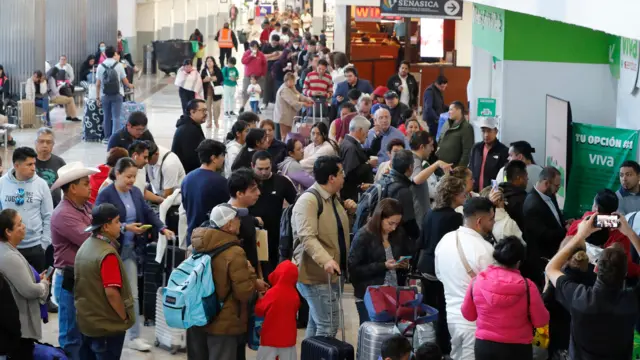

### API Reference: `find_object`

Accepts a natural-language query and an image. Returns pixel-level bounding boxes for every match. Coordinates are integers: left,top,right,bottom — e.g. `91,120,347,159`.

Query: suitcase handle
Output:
327,272,346,342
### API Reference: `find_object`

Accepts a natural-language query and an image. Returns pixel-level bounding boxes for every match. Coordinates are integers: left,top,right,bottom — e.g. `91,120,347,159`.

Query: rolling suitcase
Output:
356,322,395,360
301,274,354,360
18,99,37,128
154,240,187,354
119,96,145,130
143,242,186,325
82,99,104,141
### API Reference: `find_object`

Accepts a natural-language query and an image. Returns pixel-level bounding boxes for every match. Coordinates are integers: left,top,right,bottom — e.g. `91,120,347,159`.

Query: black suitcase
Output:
142,241,185,325
301,274,354,360
83,99,103,141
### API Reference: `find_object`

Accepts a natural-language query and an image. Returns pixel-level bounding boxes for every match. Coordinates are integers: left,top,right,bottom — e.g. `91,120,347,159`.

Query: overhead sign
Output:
476,98,496,117
380,0,463,19
354,6,402,22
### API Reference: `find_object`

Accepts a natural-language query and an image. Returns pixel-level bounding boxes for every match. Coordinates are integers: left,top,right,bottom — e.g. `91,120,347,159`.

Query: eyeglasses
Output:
15,188,25,206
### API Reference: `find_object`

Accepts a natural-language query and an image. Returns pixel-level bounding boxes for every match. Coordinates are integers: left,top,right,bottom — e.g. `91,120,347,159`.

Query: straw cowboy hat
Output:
51,162,99,191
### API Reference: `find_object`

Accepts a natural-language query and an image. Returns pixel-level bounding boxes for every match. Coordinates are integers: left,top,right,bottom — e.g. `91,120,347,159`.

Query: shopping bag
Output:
256,229,269,261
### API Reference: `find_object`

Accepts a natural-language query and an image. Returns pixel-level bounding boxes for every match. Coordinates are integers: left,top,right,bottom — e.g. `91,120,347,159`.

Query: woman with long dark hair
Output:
95,42,107,64
231,128,269,171
79,55,97,84
225,120,250,177
278,138,315,191
0,65,10,104
94,158,175,352
348,198,412,325
175,59,203,114
201,56,223,128
300,122,339,173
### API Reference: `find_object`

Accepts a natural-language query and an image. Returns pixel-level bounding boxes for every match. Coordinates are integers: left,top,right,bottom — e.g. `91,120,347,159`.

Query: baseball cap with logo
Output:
209,203,249,228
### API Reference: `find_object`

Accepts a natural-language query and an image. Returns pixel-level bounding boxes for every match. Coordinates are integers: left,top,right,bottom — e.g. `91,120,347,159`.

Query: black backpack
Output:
352,176,401,234
101,62,120,95
278,188,323,262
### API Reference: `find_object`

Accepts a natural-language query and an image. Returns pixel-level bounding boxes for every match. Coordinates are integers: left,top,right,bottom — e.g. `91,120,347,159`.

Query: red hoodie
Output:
89,164,110,204
254,260,300,348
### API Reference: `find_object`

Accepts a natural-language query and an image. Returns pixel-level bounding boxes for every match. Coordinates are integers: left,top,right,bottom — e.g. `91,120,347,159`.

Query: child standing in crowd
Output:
379,335,413,360
254,260,300,360
246,75,262,113
222,57,239,117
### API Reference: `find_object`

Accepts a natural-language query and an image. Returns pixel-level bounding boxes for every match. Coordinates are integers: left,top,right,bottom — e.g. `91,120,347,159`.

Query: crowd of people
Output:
1,6,640,360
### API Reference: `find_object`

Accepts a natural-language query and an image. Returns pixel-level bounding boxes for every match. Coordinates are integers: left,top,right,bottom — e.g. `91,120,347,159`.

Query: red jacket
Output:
566,211,640,277
254,260,300,347
260,27,273,44
89,164,109,204
241,50,267,77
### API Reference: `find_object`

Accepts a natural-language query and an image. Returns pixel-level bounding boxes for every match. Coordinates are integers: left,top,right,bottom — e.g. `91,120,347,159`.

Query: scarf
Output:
175,68,203,95
29,265,48,324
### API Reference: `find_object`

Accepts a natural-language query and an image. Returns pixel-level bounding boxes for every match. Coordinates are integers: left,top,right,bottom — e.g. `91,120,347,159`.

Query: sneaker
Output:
65,116,73,121
260,104,266,110
102,139,109,145
128,338,152,352
71,117,82,122
229,111,237,116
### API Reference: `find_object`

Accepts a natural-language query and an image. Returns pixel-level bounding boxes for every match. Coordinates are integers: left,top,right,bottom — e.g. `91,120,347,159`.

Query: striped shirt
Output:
303,71,333,97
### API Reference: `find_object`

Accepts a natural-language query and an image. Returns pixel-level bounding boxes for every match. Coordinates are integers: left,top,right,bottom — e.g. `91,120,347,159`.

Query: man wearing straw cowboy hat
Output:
50,162,99,359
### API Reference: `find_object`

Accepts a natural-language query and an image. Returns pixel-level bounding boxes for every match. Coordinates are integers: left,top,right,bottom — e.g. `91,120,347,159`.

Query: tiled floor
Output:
30,43,362,359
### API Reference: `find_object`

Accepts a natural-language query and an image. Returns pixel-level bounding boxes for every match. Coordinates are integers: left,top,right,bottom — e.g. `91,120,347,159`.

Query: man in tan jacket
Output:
189,203,269,359
292,155,356,338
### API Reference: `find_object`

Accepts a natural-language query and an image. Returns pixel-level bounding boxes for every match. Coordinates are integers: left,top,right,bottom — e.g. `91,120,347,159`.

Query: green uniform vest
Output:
74,236,135,337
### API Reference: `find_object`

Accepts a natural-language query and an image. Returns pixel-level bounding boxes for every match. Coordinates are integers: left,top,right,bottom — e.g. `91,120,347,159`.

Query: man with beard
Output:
522,166,567,286
249,151,297,279
617,160,640,215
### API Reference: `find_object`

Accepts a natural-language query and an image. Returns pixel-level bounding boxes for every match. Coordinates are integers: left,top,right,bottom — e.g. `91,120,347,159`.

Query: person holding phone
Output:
348,198,412,325
564,188,640,278
94,158,175,352
0,209,50,359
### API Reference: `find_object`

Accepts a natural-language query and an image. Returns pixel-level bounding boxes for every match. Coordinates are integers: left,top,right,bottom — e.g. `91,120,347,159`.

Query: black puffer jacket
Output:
348,226,412,299
500,181,527,230
0,273,21,356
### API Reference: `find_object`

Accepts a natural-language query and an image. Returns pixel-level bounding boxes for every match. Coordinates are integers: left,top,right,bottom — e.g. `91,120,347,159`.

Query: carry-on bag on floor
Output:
18,99,37,128
301,273,354,360
83,99,104,141
154,240,187,354
303,96,330,127
33,341,69,360
119,97,145,130
143,242,186,325
356,321,395,360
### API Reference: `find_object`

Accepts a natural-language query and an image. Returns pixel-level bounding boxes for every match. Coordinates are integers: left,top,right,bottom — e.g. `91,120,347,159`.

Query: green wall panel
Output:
472,4,505,59
504,11,609,64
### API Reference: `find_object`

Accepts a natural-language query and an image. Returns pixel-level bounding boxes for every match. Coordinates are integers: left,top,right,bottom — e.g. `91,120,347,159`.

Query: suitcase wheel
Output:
170,346,179,355
154,339,160,347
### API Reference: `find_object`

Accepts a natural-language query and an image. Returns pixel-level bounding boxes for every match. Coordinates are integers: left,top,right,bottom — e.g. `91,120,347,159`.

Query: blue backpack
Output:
33,341,68,360
162,242,238,329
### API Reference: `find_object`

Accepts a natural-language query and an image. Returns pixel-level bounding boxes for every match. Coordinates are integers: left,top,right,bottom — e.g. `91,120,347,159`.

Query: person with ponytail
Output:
225,120,250,177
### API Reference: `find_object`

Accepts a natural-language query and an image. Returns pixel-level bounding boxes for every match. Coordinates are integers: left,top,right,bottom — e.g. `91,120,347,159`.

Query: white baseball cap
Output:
210,203,249,228
477,117,498,129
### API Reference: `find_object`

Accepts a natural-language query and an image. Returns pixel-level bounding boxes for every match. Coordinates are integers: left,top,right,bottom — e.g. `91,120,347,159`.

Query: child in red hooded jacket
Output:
254,260,300,360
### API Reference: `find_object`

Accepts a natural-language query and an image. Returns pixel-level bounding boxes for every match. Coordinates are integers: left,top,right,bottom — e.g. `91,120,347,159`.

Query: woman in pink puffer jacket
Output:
461,236,549,360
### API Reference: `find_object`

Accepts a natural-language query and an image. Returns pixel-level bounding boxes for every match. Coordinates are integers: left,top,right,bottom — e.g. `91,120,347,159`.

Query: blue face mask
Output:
100,46,106,52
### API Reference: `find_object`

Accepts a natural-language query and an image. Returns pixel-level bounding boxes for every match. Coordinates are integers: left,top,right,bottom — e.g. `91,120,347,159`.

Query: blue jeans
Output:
87,73,95,83
53,272,82,360
80,333,125,360
296,282,340,338
34,97,50,126
250,100,259,113
102,94,123,139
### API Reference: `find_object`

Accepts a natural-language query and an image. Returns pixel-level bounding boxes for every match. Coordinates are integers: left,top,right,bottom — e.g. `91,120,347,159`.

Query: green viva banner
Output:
564,123,638,218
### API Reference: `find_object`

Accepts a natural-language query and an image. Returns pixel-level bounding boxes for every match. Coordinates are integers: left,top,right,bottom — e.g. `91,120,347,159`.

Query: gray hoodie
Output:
0,171,53,249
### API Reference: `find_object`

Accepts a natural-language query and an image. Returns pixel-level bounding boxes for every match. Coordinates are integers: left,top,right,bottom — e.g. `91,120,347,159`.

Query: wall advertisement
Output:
564,123,638,218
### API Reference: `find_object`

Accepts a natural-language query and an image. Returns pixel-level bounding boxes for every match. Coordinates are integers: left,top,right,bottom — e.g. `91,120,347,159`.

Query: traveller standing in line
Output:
225,120,250,177
494,140,542,192
246,75,263,114
74,204,135,360
240,41,267,113
222,57,239,117
0,209,50,359
35,128,66,208
171,99,207,174
96,46,134,143
468,117,509,192
175,59,203,115
215,22,239,69
201,56,223,129
0,147,54,281
293,156,357,338
436,101,474,167
422,75,448,135
50,162,98,360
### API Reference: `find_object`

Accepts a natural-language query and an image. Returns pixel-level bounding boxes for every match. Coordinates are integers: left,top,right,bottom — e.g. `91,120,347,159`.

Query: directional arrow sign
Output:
444,0,460,16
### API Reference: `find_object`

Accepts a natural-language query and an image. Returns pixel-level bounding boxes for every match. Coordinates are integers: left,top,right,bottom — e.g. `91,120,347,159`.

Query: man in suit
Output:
522,166,567,286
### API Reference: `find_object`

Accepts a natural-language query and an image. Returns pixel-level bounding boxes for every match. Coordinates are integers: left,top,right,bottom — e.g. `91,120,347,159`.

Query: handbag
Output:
238,31,248,44
214,86,224,95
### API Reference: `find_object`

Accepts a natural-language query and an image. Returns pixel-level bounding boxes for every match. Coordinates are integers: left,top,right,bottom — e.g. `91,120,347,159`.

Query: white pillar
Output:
333,5,347,52
172,0,186,39
312,0,323,35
